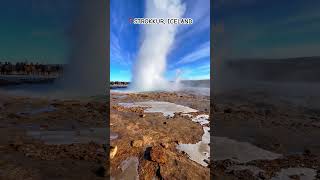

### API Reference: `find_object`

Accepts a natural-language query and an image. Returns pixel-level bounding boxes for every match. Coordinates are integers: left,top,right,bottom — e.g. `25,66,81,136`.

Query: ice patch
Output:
177,126,210,167
213,136,282,163
192,115,209,125
271,168,317,180
111,157,139,180
118,101,198,117
176,114,210,166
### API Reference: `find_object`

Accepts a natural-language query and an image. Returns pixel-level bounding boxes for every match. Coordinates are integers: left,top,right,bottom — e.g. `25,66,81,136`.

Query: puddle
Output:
119,101,198,117
111,157,139,180
177,126,210,166
271,168,317,180
213,136,282,163
26,128,107,144
17,105,56,116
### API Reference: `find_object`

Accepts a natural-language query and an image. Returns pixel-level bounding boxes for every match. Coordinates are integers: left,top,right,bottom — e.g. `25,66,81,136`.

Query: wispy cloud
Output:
110,32,132,66
110,0,135,67
194,63,210,72
175,41,210,65
175,0,210,44
170,62,210,80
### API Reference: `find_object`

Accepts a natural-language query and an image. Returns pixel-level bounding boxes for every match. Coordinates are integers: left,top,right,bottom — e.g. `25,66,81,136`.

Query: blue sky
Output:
213,0,320,60
110,0,210,81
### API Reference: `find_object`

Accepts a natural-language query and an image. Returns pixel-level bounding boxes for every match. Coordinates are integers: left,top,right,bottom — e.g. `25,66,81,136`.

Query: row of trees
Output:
0,62,63,76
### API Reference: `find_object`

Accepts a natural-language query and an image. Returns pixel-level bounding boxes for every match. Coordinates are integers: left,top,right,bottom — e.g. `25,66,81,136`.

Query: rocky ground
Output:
110,91,210,179
0,93,108,179
111,89,320,179
212,89,320,179
2,84,319,179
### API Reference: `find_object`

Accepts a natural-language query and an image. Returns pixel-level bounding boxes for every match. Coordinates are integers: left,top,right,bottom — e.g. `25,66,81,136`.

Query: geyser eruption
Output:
60,0,108,96
130,0,186,91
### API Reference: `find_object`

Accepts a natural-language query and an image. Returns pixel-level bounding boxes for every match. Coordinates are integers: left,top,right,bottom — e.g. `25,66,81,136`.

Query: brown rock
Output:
132,140,143,147
140,114,146,118
142,136,153,145
150,146,167,164
160,142,169,149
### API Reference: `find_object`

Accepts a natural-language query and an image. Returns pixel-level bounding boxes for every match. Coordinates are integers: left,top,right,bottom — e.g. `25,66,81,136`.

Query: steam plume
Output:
130,0,186,91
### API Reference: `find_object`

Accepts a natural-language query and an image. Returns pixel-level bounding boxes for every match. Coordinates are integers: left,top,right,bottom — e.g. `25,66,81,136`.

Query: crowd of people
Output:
0,62,63,76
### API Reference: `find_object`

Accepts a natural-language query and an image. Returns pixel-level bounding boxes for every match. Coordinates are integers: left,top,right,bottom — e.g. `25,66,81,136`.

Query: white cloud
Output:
195,63,210,72
110,32,132,66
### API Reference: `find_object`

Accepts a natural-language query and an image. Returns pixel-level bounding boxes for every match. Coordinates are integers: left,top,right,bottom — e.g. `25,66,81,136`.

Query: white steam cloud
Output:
130,0,186,91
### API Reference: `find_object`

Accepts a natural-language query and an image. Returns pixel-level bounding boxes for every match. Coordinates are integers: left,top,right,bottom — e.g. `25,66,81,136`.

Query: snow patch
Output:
192,114,209,125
